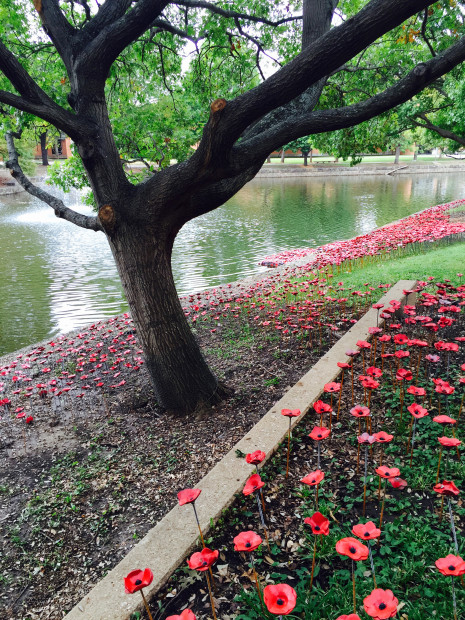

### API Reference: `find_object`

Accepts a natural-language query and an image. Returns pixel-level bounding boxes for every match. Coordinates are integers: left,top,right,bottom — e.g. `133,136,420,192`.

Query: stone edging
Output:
64,279,416,620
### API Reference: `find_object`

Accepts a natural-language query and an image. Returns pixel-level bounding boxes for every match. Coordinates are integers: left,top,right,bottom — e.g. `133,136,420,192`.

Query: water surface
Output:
1,173,464,354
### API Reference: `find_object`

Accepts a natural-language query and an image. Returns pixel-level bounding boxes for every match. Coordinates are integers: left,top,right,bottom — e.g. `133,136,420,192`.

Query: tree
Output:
1,0,465,414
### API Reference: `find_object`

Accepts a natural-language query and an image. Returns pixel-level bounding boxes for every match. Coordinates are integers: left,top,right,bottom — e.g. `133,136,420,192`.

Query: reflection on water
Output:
1,173,464,354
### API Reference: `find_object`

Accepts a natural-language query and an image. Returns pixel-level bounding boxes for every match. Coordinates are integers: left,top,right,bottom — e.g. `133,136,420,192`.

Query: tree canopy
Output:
1,0,465,413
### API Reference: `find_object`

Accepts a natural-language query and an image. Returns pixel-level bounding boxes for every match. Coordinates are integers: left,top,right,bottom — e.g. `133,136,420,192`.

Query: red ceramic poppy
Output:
166,611,196,620
124,568,154,594
378,334,391,343
233,530,262,552
281,408,301,418
360,377,379,390
435,554,465,576
300,469,325,486
363,588,398,619
337,362,351,369
304,511,330,536
243,474,265,496
376,466,400,479
350,405,370,418
263,583,297,615
367,366,382,378
407,386,425,396
357,340,371,349
336,615,361,620
246,450,266,465
433,480,460,496
335,537,369,561
374,431,394,443
433,415,456,425
394,350,410,360
389,477,407,489
187,548,219,571
25,416,33,424
396,368,412,381
309,426,330,441
314,400,332,414
352,521,381,540
438,436,461,448
407,403,429,419
324,382,341,393
177,488,201,506
393,333,409,346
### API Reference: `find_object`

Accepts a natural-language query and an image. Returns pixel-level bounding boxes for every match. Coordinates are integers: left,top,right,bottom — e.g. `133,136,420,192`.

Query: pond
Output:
1,172,464,355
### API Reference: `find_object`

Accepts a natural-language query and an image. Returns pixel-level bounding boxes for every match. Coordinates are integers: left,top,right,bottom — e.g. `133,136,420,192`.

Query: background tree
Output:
1,0,465,415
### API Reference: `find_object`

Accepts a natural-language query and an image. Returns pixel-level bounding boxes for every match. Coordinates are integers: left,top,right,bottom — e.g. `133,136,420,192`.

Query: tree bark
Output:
413,143,418,160
281,148,285,163
394,144,401,164
106,216,225,413
39,131,49,166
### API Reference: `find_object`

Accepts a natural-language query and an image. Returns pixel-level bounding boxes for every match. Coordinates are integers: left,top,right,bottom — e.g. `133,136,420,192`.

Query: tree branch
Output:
421,8,436,57
411,113,465,146
5,131,103,232
229,35,465,168
35,0,76,69
0,40,92,141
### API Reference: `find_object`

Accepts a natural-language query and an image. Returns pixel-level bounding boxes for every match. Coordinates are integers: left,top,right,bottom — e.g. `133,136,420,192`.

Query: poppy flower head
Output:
187,548,219,571
389,477,407,489
281,408,301,418
263,583,297,615
363,588,398,619
438,436,461,448
435,554,465,576
124,568,154,594
358,433,376,445
396,368,413,381
376,466,401,479
407,386,425,396
177,488,201,506
374,431,394,443
360,377,380,390
300,469,325,486
407,403,429,419
356,340,371,349
246,450,266,465
233,530,262,552
433,480,460,496
313,400,332,414
166,611,196,620
426,354,440,363
433,415,456,425
324,382,341,393
337,362,351,369
304,511,330,536
336,537,369,561
350,405,370,418
367,366,382,378
243,474,265,496
335,615,362,620
378,334,391,343
352,521,381,540
309,426,330,441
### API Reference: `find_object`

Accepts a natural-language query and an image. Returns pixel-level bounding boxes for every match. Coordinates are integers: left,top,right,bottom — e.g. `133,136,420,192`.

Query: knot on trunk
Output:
98,204,116,234
413,63,427,77
210,98,227,115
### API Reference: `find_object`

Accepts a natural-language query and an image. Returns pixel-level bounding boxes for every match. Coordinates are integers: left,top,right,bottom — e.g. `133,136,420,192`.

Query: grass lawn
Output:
265,154,464,166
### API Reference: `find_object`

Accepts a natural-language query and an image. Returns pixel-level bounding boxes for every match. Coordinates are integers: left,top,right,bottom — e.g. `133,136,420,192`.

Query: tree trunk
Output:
107,218,225,414
303,152,308,166
310,149,313,163
266,155,271,163
281,148,285,163
40,131,49,166
394,144,401,164
413,143,418,160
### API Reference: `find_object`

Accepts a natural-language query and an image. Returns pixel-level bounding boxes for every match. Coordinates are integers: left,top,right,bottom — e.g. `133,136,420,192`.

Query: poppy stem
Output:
351,363,354,406
458,393,465,426
256,492,271,554
337,371,344,421
451,576,458,620
448,498,459,554
399,385,404,425
409,418,417,466
378,478,387,547
205,571,217,620
192,503,205,548
439,495,445,523
286,419,291,479
317,442,321,470
363,446,368,517
315,483,319,510
436,448,443,484
255,466,267,515
352,559,357,614
140,590,154,620
309,535,317,591
367,541,377,588
415,351,422,385
406,417,414,454
377,449,384,500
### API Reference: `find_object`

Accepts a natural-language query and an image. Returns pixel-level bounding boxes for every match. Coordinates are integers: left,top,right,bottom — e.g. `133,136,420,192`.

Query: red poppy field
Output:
0,200,464,619
135,278,465,620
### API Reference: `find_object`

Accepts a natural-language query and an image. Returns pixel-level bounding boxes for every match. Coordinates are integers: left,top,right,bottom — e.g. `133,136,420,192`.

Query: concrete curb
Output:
64,279,415,619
